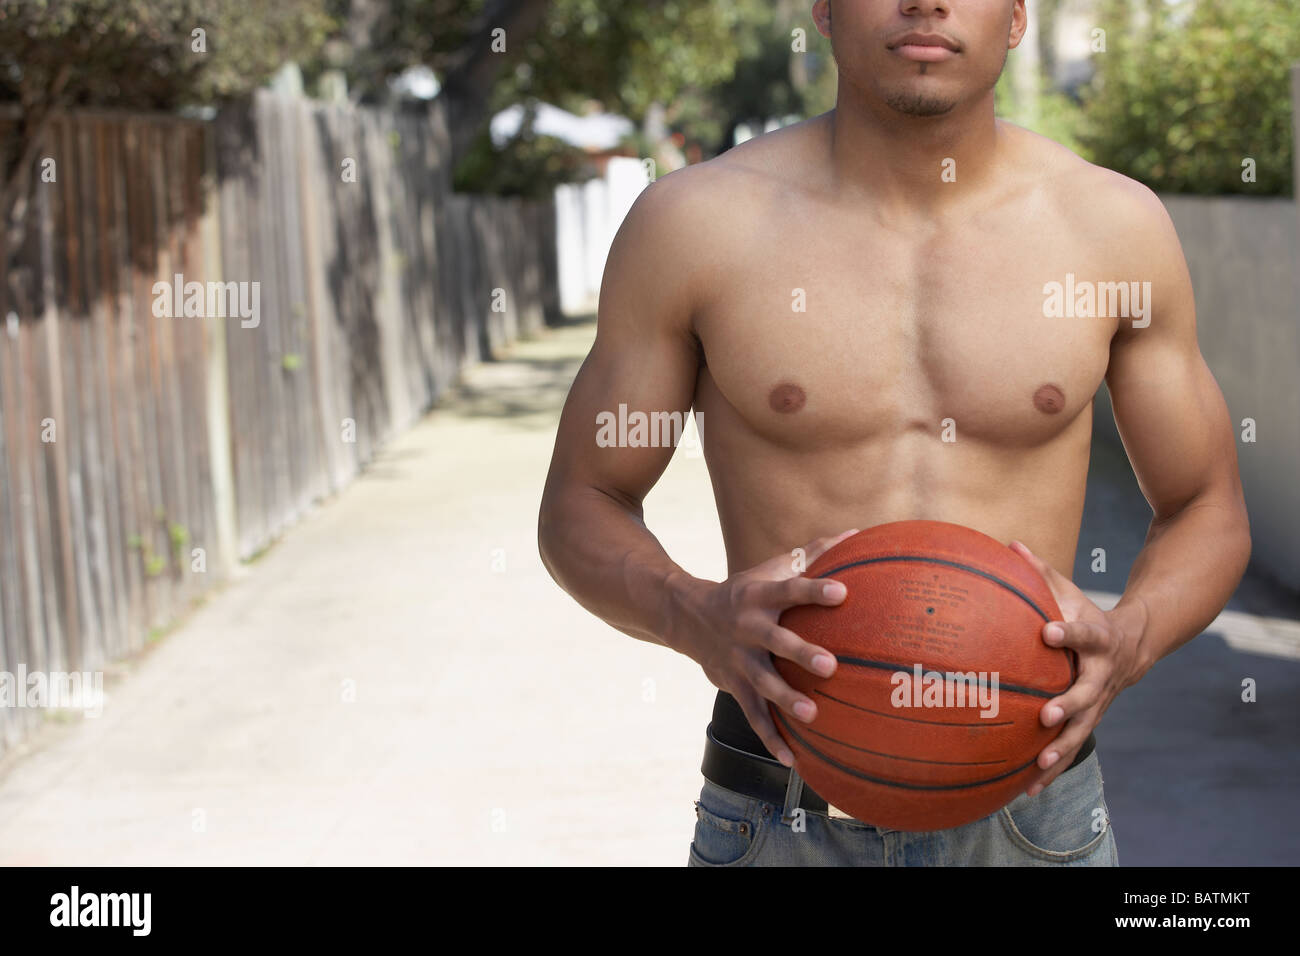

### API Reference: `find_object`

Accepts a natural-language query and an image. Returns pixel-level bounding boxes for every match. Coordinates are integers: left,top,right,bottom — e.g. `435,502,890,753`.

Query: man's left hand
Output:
1009,540,1150,797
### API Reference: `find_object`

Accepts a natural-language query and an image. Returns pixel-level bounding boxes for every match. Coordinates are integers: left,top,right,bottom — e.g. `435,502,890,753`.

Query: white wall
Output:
554,157,652,315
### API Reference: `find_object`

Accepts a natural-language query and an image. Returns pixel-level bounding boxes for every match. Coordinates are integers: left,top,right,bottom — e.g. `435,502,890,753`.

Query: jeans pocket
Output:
998,752,1113,864
687,781,767,867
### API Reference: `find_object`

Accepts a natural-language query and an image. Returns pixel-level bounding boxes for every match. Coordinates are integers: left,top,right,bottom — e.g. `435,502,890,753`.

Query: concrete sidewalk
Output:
0,315,727,866
0,314,1295,865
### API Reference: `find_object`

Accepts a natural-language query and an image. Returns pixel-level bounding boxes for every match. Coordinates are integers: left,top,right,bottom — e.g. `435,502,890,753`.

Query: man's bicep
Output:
1108,334,1235,519
550,333,698,507
1105,213,1239,521
546,179,703,507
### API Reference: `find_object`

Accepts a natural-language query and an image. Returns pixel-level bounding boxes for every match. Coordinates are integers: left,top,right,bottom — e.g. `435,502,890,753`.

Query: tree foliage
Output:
485,0,769,125
666,0,835,156
0,0,334,110
1077,0,1300,195
452,0,804,193
0,0,334,231
308,0,488,102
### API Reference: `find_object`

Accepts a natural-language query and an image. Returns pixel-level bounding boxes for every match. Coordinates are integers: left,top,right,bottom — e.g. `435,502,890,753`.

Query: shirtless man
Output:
537,0,1250,866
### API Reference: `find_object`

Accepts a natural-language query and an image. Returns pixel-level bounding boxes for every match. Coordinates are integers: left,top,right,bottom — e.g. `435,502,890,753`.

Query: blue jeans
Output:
687,750,1118,866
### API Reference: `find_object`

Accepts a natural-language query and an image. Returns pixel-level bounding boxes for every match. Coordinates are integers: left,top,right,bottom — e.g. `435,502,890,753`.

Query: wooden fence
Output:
0,93,557,755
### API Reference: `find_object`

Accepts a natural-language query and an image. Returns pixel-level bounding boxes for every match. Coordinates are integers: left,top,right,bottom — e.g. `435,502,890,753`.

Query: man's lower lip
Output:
892,44,956,62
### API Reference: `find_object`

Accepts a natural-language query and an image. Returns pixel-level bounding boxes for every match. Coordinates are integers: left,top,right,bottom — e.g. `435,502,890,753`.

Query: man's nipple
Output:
1033,383,1066,414
769,382,807,414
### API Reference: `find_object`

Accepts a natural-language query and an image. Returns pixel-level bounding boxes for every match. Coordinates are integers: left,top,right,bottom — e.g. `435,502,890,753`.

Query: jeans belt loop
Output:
781,766,805,825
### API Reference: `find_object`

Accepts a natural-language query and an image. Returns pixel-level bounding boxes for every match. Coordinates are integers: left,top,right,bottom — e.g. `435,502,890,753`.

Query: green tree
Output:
1078,0,1300,195
450,0,783,192
307,1,786,187
0,0,333,230
667,0,834,157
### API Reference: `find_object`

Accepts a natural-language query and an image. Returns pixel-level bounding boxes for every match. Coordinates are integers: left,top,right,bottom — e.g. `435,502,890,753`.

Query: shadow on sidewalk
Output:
1080,423,1300,865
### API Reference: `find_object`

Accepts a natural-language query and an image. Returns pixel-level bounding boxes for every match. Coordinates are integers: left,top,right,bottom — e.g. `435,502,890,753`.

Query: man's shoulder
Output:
634,116,827,224
1007,125,1191,343
704,114,830,190
1007,122,1174,243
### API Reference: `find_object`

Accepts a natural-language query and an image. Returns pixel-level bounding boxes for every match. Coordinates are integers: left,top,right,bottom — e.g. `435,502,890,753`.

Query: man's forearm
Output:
1112,496,1251,681
538,486,706,651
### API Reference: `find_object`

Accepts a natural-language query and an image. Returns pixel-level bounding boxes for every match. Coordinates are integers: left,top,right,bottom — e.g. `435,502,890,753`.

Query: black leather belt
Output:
700,722,1096,825
702,723,835,816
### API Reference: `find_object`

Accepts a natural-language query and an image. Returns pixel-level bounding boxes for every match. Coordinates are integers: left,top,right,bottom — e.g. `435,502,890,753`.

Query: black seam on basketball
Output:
802,724,1007,767
812,688,1014,727
774,709,1041,792
833,655,1065,699
815,554,1054,622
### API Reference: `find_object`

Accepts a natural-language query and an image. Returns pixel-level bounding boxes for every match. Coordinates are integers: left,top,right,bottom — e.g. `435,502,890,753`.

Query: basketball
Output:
771,520,1076,831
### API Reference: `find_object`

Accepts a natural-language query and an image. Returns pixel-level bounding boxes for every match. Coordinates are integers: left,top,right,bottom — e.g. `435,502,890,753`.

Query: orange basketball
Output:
771,520,1075,831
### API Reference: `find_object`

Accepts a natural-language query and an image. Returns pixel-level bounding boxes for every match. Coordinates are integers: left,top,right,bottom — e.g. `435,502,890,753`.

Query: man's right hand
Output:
667,528,859,766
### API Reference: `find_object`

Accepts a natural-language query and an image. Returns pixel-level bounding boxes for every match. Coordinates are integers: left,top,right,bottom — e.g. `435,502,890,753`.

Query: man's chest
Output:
693,220,1120,449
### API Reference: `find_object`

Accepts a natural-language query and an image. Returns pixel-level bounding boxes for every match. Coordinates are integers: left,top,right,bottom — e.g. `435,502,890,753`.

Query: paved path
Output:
1072,436,1300,866
0,315,1294,865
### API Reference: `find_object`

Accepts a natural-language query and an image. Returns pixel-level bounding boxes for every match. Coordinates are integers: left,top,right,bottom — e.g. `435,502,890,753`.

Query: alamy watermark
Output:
891,663,1000,719
1042,273,1151,327
595,404,703,457
0,665,104,717
152,273,260,328
50,886,150,936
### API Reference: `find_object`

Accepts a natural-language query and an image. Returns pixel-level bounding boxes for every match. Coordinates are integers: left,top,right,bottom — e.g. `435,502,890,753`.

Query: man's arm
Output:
1102,184,1251,673
537,172,705,647
537,170,850,765
1016,180,1251,794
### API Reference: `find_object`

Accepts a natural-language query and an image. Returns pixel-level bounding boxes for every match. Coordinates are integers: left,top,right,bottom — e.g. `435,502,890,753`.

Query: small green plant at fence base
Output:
128,520,175,578
282,353,303,372
168,523,190,562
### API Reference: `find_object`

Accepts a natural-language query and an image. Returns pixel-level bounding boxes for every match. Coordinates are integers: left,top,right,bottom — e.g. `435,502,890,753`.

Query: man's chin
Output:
882,91,959,117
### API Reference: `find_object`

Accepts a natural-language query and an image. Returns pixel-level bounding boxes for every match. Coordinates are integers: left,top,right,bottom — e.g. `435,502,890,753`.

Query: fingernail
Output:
812,654,836,676
794,701,814,721
823,581,846,600
1044,751,1060,768
778,749,794,767
1027,784,1042,797
1045,706,1063,724
1045,624,1064,643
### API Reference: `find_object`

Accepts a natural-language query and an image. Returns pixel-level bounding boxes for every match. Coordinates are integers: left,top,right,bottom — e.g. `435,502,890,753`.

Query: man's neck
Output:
825,81,1005,222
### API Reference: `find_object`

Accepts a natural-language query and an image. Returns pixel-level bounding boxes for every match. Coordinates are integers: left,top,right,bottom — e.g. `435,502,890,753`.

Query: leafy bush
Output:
0,0,334,109
1077,0,1300,196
